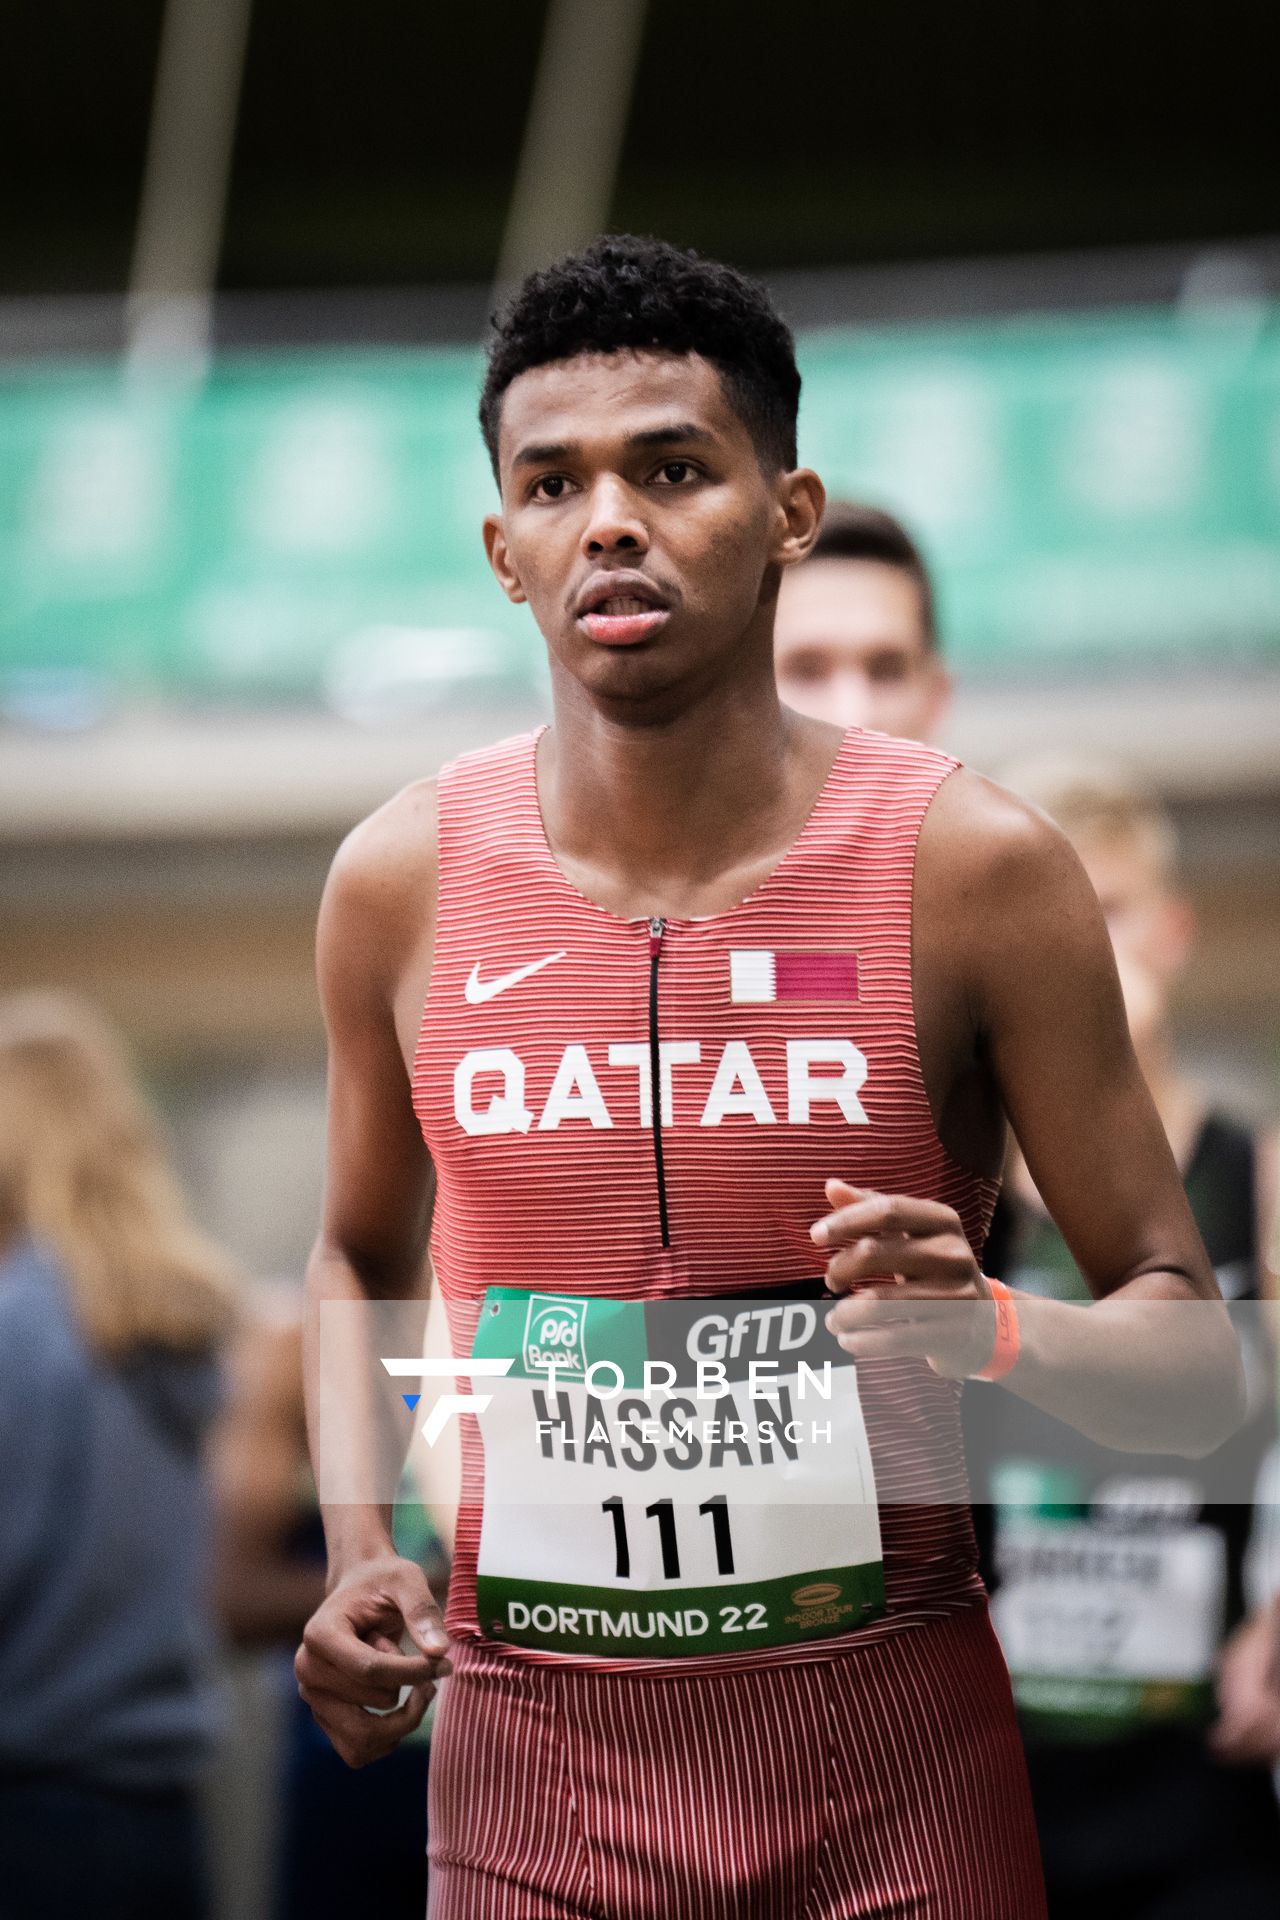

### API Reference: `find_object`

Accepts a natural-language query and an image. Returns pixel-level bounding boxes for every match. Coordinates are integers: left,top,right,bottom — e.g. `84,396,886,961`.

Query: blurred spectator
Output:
212,1307,327,1647
0,992,239,1920
773,498,950,739
973,762,1280,1918
211,1300,443,1918
771,521,1280,1906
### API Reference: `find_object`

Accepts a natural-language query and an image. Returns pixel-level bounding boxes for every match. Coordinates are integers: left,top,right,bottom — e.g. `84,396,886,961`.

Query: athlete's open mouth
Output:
575,573,672,647
591,596,656,616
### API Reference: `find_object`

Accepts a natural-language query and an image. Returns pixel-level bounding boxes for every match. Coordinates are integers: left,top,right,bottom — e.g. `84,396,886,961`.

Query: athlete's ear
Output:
483,513,528,605
773,468,826,572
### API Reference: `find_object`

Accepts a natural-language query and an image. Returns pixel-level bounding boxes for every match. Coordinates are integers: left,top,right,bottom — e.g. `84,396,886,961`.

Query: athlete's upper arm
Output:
935,769,1217,1302
314,783,438,1291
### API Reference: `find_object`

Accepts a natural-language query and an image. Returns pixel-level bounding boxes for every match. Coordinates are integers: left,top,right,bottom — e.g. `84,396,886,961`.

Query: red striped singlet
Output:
412,725,996,1674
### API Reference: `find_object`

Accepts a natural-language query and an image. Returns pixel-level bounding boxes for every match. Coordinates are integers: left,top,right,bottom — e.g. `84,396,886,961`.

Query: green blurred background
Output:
4,307,1279,717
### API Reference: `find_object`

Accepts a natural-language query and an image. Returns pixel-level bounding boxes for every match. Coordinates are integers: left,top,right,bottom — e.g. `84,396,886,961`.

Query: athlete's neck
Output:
537,673,842,921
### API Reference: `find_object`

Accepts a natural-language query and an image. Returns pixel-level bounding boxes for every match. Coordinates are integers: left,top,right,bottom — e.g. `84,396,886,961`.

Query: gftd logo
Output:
381,1356,514,1445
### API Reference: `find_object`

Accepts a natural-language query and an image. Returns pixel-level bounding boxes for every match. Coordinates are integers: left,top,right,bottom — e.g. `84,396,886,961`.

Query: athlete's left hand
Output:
812,1180,996,1379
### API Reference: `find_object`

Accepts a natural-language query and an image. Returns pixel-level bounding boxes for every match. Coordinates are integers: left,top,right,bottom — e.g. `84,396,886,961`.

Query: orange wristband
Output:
973,1277,1020,1381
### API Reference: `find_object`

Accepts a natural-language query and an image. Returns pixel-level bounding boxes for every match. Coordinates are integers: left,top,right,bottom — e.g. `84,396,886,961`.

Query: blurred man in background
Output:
773,498,950,740
971,762,1280,1918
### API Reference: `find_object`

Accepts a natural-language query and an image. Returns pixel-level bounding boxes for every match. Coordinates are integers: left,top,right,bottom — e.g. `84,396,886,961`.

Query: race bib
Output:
993,1496,1226,1737
469,1288,884,1658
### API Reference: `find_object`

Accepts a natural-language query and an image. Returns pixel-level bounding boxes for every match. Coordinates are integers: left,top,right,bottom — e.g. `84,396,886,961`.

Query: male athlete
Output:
773,497,950,740
296,236,1243,1919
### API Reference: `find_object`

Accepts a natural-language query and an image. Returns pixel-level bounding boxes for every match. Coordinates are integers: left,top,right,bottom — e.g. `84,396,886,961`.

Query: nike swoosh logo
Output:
464,950,567,1005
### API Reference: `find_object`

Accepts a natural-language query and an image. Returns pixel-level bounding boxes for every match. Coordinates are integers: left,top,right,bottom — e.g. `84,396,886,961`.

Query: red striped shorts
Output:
427,1603,1046,1919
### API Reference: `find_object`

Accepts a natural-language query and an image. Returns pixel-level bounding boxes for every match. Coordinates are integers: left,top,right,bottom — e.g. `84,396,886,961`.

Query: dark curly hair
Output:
479,235,800,475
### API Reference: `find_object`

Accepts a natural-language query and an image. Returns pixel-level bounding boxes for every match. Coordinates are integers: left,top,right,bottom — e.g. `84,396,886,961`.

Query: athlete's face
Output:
773,558,950,742
484,350,823,709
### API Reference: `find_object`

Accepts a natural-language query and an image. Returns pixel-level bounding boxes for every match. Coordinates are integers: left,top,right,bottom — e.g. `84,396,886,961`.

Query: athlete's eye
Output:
530,474,573,502
653,460,696,486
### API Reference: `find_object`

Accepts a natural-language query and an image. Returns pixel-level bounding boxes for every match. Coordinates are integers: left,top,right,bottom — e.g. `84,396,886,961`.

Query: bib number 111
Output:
602,1493,735,1579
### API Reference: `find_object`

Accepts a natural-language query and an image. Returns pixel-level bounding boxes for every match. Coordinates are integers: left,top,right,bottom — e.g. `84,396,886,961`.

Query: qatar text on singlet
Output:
412,727,997,1673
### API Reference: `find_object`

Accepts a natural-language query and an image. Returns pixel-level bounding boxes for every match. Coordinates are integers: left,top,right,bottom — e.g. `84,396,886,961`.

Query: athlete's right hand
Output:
295,1552,451,1767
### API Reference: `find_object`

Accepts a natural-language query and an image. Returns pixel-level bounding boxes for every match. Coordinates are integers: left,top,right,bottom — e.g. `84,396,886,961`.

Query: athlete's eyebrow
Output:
509,423,717,469
624,423,716,451
510,440,575,469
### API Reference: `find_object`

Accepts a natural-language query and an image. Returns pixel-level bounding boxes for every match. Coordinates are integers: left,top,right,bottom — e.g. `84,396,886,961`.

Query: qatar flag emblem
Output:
730,949,859,1004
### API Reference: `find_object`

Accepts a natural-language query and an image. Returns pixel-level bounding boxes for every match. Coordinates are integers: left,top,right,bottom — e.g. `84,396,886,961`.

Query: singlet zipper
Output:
647,915,671,1249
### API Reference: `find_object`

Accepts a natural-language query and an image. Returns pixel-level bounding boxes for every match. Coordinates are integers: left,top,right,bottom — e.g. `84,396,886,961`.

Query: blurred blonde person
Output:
975,764,1280,1919
773,498,950,741
997,760,1278,1307
0,992,238,1920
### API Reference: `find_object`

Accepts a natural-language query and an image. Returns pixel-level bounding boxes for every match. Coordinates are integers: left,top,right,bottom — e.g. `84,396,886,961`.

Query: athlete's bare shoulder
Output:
929,759,1102,894
912,763,1125,1169
923,760,1074,876
325,776,439,923
917,762,1114,1030
317,776,440,1020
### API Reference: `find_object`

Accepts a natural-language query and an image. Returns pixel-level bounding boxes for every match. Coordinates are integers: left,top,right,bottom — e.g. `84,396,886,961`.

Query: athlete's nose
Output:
581,476,650,559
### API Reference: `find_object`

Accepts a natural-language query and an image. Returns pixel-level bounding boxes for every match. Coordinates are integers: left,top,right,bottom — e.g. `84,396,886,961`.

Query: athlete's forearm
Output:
996,1278,1246,1454
320,1506,399,1586
818,1188,1245,1455
302,1234,424,1582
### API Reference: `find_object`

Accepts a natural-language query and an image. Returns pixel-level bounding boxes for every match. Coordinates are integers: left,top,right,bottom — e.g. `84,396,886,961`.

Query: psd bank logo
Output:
381,1355,514,1446
523,1294,588,1377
